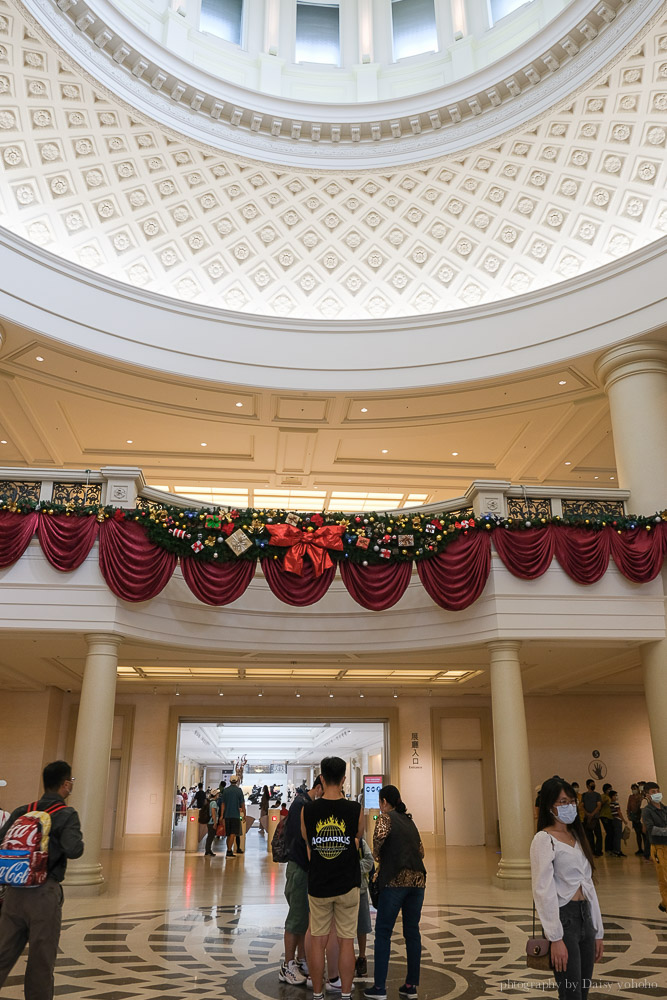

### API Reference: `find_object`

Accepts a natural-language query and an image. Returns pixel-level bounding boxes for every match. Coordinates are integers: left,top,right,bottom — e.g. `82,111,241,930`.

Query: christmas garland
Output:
2,496,666,571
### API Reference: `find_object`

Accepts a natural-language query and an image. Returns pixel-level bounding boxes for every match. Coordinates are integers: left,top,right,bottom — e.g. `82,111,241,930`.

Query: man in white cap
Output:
219,774,245,858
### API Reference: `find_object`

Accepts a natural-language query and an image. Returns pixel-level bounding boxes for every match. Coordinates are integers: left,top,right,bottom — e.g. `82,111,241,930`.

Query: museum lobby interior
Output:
1,0,667,995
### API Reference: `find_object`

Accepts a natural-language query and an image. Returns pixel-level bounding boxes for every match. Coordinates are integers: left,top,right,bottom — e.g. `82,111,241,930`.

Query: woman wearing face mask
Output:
530,776,604,1000
641,782,667,913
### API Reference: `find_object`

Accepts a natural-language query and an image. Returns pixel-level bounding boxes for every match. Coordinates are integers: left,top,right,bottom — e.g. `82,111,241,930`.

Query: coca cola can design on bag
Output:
0,811,52,887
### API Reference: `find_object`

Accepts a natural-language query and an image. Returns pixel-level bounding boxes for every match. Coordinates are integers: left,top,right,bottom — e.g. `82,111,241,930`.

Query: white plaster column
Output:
642,640,667,790
488,640,534,885
65,633,122,890
595,341,667,514
596,342,667,794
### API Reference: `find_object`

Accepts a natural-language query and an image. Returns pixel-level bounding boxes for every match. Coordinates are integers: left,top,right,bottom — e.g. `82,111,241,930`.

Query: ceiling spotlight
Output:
295,690,301,698
451,451,459,456
201,442,207,447
258,689,263,697
564,461,571,466
361,407,368,412
381,449,388,454
175,688,180,696
558,380,567,385
329,690,334,698
218,688,224,697
235,401,243,407
393,689,398,698
0,440,6,445
359,690,365,698
594,476,599,480
126,439,133,444
35,356,44,362
610,476,615,481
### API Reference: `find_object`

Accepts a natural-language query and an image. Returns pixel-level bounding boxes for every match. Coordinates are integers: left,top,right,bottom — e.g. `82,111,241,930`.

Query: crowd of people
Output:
279,756,426,1000
531,774,667,1000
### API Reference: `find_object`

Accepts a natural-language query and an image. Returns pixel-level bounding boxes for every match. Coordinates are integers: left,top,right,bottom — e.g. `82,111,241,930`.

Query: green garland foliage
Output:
1,496,665,566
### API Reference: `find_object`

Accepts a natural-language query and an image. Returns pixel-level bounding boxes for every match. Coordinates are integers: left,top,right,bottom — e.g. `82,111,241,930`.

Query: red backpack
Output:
0,802,66,887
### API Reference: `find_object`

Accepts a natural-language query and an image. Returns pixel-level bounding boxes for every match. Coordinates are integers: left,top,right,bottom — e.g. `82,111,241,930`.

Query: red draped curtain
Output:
98,519,177,602
0,511,665,609
181,558,256,606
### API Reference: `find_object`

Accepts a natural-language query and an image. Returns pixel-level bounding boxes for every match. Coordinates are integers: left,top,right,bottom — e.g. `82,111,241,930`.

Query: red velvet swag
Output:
0,511,665,609
262,557,336,606
98,518,177,602
0,511,38,568
181,558,256,606
37,513,99,572
417,531,492,611
339,560,412,611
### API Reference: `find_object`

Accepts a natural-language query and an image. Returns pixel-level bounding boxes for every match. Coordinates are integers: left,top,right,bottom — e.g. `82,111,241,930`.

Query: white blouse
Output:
530,830,604,941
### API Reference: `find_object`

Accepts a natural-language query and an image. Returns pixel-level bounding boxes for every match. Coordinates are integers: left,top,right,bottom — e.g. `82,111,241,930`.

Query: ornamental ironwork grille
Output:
0,481,41,504
51,482,102,506
507,497,553,519
561,499,625,517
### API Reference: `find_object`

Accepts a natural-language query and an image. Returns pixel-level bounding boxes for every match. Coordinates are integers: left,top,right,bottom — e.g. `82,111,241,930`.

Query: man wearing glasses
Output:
0,760,84,999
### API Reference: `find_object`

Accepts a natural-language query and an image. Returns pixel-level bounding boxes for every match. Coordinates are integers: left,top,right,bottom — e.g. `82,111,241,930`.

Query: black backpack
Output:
198,802,211,825
271,815,289,863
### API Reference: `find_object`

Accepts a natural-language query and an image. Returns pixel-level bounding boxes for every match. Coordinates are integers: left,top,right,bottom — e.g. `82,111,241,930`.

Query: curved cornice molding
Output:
2,226,666,391
22,0,662,167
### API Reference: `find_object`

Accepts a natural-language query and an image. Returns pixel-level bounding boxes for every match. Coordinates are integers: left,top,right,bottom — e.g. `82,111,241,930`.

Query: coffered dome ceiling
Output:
1,0,667,320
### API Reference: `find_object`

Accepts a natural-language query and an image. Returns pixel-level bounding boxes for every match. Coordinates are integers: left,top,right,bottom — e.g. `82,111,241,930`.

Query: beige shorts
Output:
308,886,360,939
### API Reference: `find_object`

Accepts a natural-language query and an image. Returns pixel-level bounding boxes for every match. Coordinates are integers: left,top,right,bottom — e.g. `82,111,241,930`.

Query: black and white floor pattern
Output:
3,904,666,999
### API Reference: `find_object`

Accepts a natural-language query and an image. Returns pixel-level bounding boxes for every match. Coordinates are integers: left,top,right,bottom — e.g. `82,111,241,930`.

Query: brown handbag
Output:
526,903,552,971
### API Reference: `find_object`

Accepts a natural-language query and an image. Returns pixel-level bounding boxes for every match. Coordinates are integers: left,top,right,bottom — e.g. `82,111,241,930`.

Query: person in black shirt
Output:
0,760,84,999
278,774,323,986
192,782,207,811
301,756,364,1000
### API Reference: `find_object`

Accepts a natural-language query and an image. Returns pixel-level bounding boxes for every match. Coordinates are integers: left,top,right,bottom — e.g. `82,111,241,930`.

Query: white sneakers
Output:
279,960,307,985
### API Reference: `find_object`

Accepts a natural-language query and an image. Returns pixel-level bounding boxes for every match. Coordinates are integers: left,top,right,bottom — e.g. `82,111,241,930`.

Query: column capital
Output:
595,340,667,392
487,639,521,656
84,632,123,651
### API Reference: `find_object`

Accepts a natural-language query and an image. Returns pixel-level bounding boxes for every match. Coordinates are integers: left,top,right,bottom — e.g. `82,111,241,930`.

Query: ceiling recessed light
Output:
35,356,44,362
329,690,334,698
361,407,368,413
558,380,567,385
381,449,388,454
393,689,398,699
235,402,243,407
0,440,6,445
258,689,263,697
564,461,571,466
175,688,180,696
594,476,599,480
295,690,301,698
126,439,133,444
218,689,224,696
610,476,615,481
451,451,459,456
201,442,207,447
359,691,364,698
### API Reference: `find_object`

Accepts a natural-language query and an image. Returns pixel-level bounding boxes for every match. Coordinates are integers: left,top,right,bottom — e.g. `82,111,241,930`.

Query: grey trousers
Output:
0,879,63,1000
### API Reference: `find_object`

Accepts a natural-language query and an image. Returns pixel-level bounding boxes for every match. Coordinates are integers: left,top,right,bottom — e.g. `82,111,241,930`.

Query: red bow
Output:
265,523,345,576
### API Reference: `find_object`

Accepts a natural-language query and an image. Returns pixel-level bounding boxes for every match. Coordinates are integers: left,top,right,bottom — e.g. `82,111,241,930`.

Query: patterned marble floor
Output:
2,835,667,999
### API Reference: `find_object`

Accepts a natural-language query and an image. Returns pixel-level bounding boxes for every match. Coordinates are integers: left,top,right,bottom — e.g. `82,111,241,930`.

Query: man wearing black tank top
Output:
301,755,365,1000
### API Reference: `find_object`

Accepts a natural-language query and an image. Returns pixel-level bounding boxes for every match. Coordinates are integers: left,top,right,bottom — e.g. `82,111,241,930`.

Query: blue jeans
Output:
373,886,424,989
553,899,596,1000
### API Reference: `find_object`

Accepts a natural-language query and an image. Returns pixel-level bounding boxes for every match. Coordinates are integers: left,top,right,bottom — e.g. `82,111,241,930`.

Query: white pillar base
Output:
496,857,532,885
64,860,106,888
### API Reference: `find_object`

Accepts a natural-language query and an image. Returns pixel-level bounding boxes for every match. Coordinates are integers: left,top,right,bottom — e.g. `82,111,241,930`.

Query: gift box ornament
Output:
285,512,301,526
205,515,222,530
225,528,253,555
425,523,436,535
191,540,204,553
398,534,414,547
380,548,391,559
356,535,370,549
